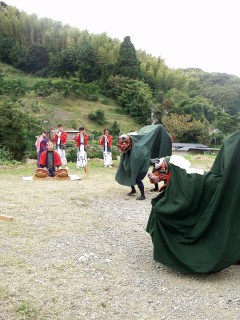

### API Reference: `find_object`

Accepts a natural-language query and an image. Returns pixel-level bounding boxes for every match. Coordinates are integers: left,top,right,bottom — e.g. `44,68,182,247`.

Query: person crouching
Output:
39,142,62,177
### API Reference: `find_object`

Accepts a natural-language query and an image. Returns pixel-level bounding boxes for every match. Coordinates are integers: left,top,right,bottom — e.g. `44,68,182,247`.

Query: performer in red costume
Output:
52,124,68,169
74,127,89,169
99,129,113,167
39,142,62,176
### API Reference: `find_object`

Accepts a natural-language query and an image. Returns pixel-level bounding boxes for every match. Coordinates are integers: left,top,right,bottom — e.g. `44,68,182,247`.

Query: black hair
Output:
79,127,84,131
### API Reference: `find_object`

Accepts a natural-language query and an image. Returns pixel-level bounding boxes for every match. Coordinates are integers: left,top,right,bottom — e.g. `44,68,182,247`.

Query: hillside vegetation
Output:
0,62,139,133
0,1,240,160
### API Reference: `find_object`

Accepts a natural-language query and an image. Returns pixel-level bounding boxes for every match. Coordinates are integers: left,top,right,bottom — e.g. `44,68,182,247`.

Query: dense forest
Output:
0,1,240,160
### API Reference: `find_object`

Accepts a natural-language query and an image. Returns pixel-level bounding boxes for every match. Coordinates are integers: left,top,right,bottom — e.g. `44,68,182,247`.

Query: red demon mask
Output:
117,135,132,153
148,158,171,192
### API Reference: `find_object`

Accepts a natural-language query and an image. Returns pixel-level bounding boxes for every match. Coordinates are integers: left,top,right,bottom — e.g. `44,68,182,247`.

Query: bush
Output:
0,147,21,165
0,78,28,96
88,112,97,121
27,149,37,160
66,141,75,148
100,98,109,105
0,101,41,161
45,92,64,104
88,149,103,159
88,109,106,125
66,148,77,162
0,146,11,162
110,121,120,136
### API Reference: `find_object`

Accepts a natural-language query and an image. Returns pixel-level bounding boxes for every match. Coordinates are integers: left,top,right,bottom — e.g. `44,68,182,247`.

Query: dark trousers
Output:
48,168,55,177
40,165,55,177
131,172,147,196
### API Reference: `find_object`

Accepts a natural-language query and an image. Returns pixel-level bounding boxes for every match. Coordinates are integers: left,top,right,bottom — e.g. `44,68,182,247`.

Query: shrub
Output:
45,92,64,104
88,112,96,121
110,121,120,136
88,109,106,125
100,98,109,105
0,78,28,96
0,146,11,162
66,148,77,162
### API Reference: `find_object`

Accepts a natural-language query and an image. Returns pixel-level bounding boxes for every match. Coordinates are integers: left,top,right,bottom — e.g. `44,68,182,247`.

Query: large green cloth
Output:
146,131,240,274
115,124,172,186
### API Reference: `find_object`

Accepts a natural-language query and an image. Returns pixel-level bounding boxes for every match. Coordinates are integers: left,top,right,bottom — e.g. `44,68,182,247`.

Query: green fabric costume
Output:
146,131,240,274
115,124,173,186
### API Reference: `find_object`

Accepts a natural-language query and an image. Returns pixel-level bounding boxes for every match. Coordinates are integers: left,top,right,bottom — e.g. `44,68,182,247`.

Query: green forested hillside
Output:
0,62,140,133
0,1,240,160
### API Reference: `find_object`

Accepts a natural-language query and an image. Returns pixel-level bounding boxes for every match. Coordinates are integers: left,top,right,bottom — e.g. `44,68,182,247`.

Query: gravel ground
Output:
0,162,240,320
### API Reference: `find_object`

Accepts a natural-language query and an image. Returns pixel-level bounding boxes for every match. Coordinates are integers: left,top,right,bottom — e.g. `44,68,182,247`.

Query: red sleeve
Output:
84,134,89,146
61,132,67,144
108,135,113,147
54,151,62,167
39,150,47,166
52,134,57,143
74,135,79,147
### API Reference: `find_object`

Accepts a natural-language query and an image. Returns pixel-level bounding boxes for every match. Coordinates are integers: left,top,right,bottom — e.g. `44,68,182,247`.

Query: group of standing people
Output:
35,124,173,201
35,125,113,175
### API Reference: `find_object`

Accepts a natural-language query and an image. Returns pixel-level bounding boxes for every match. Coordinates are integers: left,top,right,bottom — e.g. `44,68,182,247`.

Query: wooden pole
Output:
84,164,89,179
0,214,14,221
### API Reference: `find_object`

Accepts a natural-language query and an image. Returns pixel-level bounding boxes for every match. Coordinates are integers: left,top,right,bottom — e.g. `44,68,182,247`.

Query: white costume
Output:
103,135,112,167
56,132,67,166
77,133,87,168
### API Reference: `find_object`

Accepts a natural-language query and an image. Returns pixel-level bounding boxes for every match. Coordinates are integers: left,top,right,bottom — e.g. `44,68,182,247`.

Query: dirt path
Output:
0,163,240,320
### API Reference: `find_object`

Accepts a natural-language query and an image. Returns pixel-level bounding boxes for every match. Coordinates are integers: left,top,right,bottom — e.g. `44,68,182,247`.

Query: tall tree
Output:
0,34,15,63
76,42,100,83
25,43,48,73
114,36,141,79
163,113,210,144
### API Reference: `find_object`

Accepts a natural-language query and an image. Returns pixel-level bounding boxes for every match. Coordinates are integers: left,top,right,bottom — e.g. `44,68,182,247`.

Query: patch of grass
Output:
0,286,10,300
184,154,216,171
0,254,27,268
15,300,40,320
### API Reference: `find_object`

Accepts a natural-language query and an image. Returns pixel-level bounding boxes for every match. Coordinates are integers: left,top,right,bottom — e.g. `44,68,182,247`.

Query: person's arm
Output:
39,151,46,167
84,134,89,146
99,136,103,145
108,135,113,147
54,151,62,167
61,132,68,144
52,133,57,143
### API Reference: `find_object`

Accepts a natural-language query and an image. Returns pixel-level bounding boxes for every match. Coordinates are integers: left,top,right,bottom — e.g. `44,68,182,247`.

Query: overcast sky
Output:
5,0,240,77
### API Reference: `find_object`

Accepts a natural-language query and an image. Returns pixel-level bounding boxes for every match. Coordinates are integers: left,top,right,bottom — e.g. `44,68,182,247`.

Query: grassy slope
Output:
0,62,140,134
34,95,140,133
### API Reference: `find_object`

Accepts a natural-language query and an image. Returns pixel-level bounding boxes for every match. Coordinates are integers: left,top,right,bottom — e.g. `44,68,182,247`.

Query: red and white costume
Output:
52,131,68,166
74,133,89,168
99,133,113,167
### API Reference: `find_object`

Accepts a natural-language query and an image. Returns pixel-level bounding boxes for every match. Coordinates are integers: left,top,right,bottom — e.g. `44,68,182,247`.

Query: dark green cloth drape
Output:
146,131,240,274
115,124,172,186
